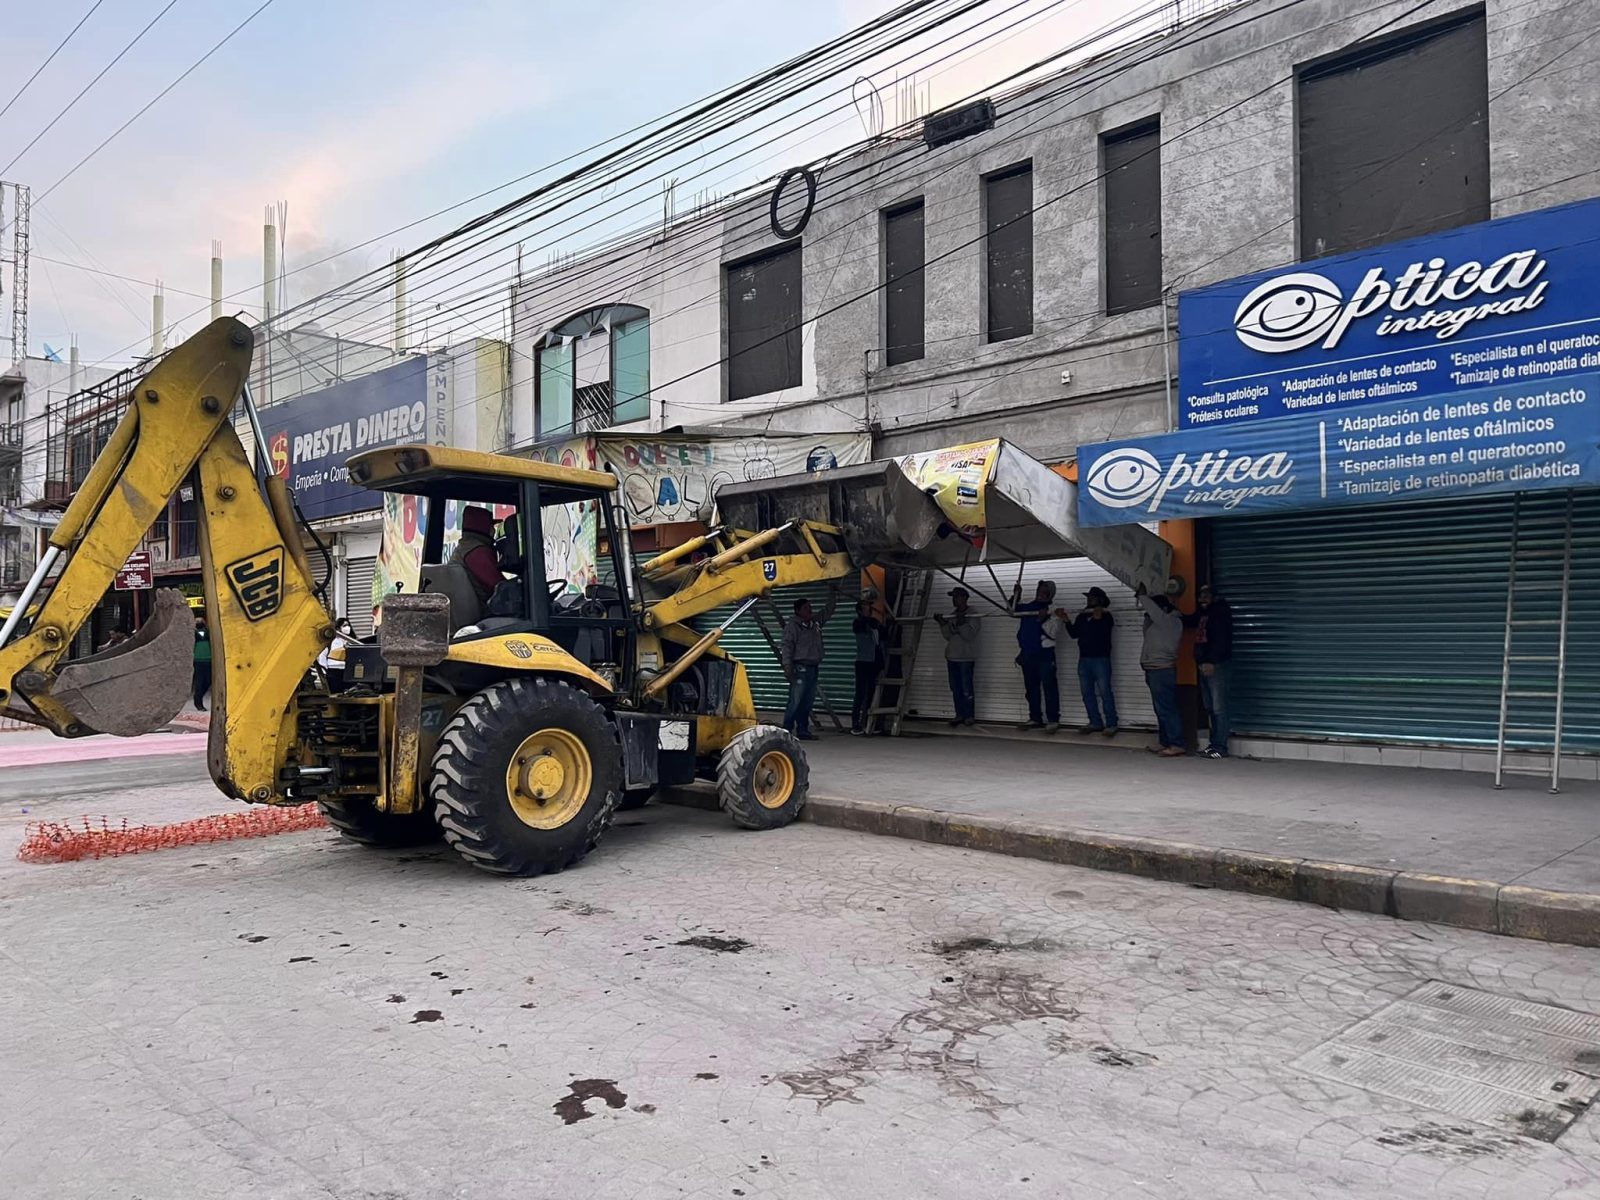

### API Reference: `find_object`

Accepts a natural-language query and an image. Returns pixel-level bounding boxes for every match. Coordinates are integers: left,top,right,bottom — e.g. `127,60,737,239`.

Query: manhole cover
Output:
1294,980,1600,1143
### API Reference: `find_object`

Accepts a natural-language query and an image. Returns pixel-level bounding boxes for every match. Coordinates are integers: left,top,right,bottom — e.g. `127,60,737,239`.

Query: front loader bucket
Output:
48,589,196,736
715,461,944,565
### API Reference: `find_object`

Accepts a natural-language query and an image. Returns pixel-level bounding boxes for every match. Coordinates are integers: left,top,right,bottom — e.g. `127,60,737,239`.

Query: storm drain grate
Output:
1294,980,1600,1143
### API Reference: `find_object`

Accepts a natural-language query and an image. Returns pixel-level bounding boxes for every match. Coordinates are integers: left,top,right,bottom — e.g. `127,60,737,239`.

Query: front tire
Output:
717,725,809,830
429,677,622,875
318,796,441,848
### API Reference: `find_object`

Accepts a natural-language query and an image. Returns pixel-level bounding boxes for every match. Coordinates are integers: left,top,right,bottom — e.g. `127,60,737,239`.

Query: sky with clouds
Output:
1,0,1150,365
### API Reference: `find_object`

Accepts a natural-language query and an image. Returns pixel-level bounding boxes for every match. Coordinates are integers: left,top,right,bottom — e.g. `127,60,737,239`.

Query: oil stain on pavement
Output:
676,935,751,953
554,1079,628,1125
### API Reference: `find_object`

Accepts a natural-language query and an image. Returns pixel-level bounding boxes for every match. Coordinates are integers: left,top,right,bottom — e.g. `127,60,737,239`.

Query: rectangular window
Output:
1103,119,1162,314
726,243,803,401
536,342,574,439
984,163,1033,342
611,316,650,423
883,200,925,366
1298,10,1489,258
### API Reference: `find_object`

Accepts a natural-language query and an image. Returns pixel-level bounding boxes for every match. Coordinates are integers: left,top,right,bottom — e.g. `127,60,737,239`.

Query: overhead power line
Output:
32,0,280,207
88,0,1008,360
278,0,1166,354
0,0,180,178
314,0,1269,357
496,0,1455,451
0,0,109,124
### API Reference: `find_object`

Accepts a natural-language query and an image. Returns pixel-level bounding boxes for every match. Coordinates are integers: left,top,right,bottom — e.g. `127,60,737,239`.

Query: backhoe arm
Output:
637,520,856,632
0,318,331,802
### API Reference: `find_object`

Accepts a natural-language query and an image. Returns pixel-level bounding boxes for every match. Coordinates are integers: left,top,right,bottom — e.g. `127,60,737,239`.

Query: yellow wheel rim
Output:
753,749,796,809
505,728,593,829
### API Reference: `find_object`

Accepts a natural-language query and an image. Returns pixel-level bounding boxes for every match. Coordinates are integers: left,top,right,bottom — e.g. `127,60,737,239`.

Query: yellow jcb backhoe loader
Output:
0,318,933,876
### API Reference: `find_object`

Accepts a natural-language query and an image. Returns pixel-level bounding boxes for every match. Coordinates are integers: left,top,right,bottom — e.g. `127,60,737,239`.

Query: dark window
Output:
1298,9,1489,258
726,243,802,400
535,305,650,438
984,163,1033,342
883,200,925,366
1103,119,1162,314
150,499,170,547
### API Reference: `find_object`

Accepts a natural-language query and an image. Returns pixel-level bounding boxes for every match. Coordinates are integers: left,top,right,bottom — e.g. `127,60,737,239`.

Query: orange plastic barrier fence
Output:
18,806,328,864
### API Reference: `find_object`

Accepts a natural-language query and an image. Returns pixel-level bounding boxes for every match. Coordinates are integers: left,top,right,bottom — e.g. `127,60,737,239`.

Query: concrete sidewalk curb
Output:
662,785,1600,949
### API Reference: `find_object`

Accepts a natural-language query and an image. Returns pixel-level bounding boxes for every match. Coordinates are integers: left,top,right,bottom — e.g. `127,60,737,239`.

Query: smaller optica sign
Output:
114,550,153,591
1077,374,1600,526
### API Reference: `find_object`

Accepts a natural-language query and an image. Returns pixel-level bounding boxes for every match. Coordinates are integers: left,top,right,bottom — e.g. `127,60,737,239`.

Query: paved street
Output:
3,759,1600,1199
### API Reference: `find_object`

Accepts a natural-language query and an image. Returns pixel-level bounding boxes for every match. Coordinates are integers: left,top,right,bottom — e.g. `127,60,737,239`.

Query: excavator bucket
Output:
47,589,196,737
715,461,945,566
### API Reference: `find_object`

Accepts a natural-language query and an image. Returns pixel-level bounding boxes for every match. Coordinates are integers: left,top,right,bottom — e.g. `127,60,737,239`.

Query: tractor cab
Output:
345,444,637,691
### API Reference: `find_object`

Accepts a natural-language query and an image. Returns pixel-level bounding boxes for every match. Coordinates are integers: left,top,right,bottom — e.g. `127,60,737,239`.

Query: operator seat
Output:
418,562,484,631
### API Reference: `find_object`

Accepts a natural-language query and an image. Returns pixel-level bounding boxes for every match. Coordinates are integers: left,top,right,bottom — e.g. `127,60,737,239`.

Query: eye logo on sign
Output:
1084,448,1164,509
1233,272,1345,353
224,549,285,621
762,559,778,582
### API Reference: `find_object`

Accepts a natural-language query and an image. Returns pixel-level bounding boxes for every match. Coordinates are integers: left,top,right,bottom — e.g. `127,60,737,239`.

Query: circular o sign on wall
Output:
769,166,817,241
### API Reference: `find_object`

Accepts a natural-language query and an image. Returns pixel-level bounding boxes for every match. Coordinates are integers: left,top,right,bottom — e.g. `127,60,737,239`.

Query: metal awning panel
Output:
715,440,1171,592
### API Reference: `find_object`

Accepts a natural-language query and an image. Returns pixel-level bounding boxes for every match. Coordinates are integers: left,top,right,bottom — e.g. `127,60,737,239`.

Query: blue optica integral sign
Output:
1178,197,1600,429
1077,374,1600,526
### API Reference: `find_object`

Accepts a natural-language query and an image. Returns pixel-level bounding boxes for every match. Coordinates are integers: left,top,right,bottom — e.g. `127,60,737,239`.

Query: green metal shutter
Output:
1209,489,1600,751
697,586,857,722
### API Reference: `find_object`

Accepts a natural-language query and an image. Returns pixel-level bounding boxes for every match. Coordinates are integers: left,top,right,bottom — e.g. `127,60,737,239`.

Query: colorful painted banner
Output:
532,431,872,525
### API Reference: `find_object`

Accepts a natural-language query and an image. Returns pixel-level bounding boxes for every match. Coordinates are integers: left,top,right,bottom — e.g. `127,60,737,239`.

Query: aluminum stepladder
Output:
865,568,934,735
1493,491,1574,793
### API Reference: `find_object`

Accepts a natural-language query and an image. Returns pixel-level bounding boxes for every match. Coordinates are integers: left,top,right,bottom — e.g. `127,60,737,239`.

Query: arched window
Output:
535,303,650,439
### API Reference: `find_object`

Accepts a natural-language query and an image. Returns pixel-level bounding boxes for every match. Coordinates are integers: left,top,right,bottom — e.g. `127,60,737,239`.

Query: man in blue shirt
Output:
1010,579,1060,733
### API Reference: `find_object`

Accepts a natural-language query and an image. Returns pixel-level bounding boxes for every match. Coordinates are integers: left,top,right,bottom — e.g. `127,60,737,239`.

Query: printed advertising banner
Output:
257,356,450,520
1079,374,1600,526
894,439,1001,541
1178,197,1600,429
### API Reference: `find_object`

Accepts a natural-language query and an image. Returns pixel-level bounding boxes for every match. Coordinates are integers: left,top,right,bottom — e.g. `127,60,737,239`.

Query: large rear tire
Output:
317,797,441,848
717,724,809,830
429,677,621,876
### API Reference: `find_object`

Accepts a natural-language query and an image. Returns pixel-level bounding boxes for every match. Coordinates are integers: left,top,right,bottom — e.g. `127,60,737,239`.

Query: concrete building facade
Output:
509,0,1594,463
503,0,1599,753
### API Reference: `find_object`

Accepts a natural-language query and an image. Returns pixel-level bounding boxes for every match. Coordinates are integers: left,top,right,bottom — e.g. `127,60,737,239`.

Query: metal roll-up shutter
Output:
305,538,334,604
1210,490,1600,751
344,557,377,636
697,584,856,721
905,558,1157,729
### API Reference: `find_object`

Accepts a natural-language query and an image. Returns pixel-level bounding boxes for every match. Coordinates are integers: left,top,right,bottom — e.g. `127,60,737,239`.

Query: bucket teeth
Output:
47,589,196,736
